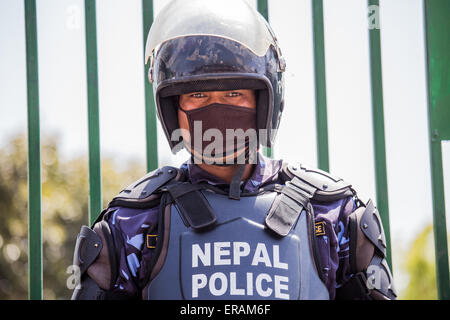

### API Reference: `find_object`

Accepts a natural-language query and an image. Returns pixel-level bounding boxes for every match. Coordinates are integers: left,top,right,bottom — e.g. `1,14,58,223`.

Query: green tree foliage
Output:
0,134,144,299
401,225,438,300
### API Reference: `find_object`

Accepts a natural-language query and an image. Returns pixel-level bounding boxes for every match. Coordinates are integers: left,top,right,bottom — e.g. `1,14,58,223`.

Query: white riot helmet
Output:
145,0,286,152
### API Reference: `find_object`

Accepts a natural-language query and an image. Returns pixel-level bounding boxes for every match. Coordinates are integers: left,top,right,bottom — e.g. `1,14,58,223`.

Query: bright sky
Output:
1,0,449,294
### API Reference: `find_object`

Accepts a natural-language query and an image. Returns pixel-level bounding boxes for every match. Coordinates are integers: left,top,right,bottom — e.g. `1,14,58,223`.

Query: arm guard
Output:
336,199,397,300
71,221,131,300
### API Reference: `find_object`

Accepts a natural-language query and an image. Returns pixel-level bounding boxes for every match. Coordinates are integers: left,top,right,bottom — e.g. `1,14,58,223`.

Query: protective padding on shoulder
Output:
349,199,387,272
359,199,387,257
86,221,116,290
349,206,375,273
346,199,397,300
73,225,102,276
73,222,117,291
284,163,354,202
109,166,180,208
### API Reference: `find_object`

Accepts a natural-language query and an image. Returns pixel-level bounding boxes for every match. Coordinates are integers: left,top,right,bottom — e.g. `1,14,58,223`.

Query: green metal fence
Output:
424,0,450,299
23,0,449,300
24,0,42,300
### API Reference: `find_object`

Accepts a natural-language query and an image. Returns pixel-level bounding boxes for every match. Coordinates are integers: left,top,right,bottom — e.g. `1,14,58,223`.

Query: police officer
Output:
71,0,396,300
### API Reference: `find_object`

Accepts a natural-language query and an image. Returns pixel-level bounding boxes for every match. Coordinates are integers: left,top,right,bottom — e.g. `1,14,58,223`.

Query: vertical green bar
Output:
142,0,158,172
311,0,329,172
84,0,102,226
257,0,269,20
257,0,273,159
24,0,42,300
367,0,392,268
424,0,450,300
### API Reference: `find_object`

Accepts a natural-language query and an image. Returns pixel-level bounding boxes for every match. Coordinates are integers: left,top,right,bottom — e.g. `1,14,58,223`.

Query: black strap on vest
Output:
265,163,354,237
265,177,316,236
165,182,217,231
228,164,246,200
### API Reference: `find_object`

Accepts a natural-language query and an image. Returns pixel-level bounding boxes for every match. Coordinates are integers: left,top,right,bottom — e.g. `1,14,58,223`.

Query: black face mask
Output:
179,103,258,165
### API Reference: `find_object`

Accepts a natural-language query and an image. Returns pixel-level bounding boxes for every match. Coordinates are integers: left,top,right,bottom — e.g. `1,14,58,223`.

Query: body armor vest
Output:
145,190,329,300
106,163,355,300
75,161,397,300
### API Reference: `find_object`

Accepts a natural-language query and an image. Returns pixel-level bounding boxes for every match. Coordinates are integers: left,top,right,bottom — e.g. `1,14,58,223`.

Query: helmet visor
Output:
145,0,276,62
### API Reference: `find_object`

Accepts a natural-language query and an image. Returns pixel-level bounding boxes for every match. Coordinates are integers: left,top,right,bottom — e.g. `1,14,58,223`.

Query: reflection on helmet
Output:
145,0,286,152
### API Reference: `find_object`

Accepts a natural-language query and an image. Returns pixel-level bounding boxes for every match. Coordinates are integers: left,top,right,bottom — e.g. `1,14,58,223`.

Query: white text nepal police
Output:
191,241,290,299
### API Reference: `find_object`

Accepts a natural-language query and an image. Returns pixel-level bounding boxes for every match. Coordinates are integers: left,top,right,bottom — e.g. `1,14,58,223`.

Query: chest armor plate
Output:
146,190,329,300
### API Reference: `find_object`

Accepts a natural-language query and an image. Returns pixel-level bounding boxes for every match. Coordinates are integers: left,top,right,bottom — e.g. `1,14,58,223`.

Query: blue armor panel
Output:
147,191,329,300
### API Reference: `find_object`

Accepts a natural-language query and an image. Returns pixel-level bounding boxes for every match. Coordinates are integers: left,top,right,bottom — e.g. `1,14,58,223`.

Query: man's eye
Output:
190,93,205,98
226,92,241,97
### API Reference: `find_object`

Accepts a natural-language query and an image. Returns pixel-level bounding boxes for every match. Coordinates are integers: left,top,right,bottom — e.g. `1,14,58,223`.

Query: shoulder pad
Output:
73,225,103,275
360,199,387,257
109,166,180,208
283,163,354,201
